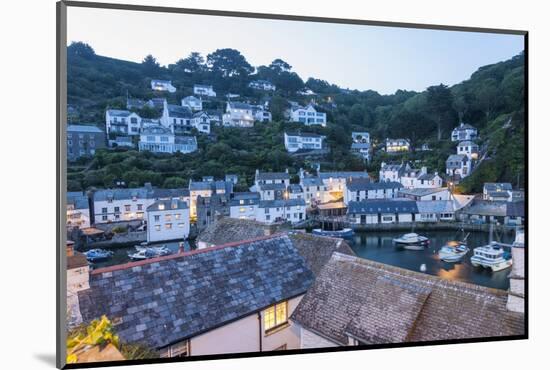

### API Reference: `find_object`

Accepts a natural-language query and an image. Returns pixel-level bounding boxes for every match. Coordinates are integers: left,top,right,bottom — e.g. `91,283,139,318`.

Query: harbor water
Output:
348,230,515,290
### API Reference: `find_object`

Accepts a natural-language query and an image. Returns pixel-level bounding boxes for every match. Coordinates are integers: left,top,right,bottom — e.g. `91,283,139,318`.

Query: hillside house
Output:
138,126,197,154
225,174,239,185
291,253,523,348
146,199,190,242
252,105,272,122
181,96,202,111
347,199,419,224
112,136,134,148
249,80,276,91
161,102,210,135
189,180,234,219
151,79,176,93
385,138,410,153
483,183,513,201
289,104,327,126
105,109,141,136
126,98,145,110
92,187,152,223
299,176,330,206
343,179,403,204
416,200,456,222
318,171,371,201
67,125,106,161
195,194,231,232
190,111,212,134
253,169,291,189
457,141,479,160
451,122,478,142
193,84,216,97
257,183,287,201
399,167,443,189
286,184,304,200
446,154,472,179
379,162,411,183
284,132,326,153
222,102,255,127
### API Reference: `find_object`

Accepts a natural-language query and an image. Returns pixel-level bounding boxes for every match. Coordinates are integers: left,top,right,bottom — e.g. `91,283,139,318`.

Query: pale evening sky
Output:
67,7,524,94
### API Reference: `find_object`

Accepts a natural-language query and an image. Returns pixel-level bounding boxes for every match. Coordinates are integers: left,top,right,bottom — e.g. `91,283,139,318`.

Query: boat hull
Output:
312,228,354,238
401,244,426,251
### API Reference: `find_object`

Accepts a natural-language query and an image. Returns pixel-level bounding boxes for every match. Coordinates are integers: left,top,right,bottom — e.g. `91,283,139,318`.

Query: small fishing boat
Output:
128,248,157,261
393,233,429,250
438,240,470,263
129,245,173,260
84,249,113,262
312,228,354,238
470,242,512,272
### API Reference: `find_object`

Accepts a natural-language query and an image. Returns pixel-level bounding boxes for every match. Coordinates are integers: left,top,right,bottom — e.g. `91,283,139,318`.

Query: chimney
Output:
507,229,525,313
66,240,75,257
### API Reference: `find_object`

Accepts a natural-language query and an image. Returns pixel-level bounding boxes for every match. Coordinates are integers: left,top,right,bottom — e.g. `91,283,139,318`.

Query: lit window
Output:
165,223,172,229
155,225,161,231
178,223,185,228
264,301,288,333
165,214,172,221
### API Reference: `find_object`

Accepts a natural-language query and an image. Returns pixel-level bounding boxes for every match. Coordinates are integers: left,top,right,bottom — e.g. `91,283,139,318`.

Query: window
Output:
137,204,143,211
178,223,185,228
114,207,120,214
264,301,288,333
175,213,181,220
102,215,108,221
155,225,161,231
160,340,189,358
101,207,107,214
165,223,172,229
165,214,172,221
124,205,131,212
154,215,160,222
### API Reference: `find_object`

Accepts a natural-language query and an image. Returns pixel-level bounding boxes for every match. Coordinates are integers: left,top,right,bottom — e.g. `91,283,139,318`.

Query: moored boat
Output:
84,249,113,262
438,240,470,263
312,228,354,238
393,233,429,250
470,242,512,272
128,245,173,260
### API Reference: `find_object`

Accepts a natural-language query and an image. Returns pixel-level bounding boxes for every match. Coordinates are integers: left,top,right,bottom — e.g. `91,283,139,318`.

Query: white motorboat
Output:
438,240,469,262
470,242,512,272
128,248,157,261
393,233,430,250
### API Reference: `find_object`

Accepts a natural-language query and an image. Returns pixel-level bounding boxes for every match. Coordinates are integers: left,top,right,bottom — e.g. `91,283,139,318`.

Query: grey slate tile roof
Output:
287,184,304,193
318,171,370,180
446,154,468,167
93,188,150,202
257,171,290,181
197,217,275,246
141,126,172,135
347,200,418,214
67,124,104,133
78,234,315,349
506,201,525,218
67,191,89,210
460,200,508,217
285,131,325,138
291,253,524,345
167,105,192,119
301,177,324,187
259,198,306,208
415,200,454,214
229,192,261,206
398,187,448,197
146,199,188,212
106,109,132,118
228,102,254,110
484,183,513,192
174,136,197,145
347,179,402,192
259,183,287,191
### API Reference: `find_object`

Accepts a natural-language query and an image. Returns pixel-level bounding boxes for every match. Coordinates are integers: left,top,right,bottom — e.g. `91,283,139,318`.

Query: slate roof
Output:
93,188,150,202
285,131,325,138
256,171,290,181
141,126,172,135
149,188,190,199
351,143,370,149
398,187,448,197
67,124,104,133
259,199,306,208
106,109,132,118
347,179,402,192
146,199,188,212
318,171,370,180
67,191,89,210
417,173,439,181
291,253,524,345
301,177,324,187
287,184,304,193
484,183,513,192
415,200,455,214
460,200,507,217
287,233,355,276
446,154,468,168
197,217,273,246
454,122,476,131
174,136,197,146
229,192,261,206
189,180,233,193
228,102,253,110
68,252,89,270
259,183,287,191
457,140,478,147
77,234,315,349
380,163,409,172
347,200,418,214
167,105,192,119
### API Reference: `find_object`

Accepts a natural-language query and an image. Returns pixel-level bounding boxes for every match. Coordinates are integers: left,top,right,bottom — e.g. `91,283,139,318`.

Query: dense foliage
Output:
67,42,525,192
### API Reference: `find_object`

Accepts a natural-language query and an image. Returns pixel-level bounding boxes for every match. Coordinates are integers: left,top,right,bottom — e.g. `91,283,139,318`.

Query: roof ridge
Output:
91,233,288,275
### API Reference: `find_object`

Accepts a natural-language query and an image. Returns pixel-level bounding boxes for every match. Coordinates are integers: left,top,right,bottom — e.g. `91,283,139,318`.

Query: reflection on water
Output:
348,230,514,290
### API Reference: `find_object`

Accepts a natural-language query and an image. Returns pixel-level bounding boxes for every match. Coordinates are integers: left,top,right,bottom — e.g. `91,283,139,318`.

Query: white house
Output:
139,126,197,154
286,184,304,200
190,111,212,134
399,167,443,189
194,84,216,97
398,187,451,201
181,96,203,111
256,183,287,201
343,179,402,204
289,104,327,126
67,192,90,228
284,132,326,153
249,80,276,91
146,199,190,242
379,162,411,182
252,105,272,122
385,138,410,153
105,109,142,136
457,141,479,160
299,174,330,206
446,154,472,179
347,199,419,225
151,79,176,93
416,200,456,222
93,187,153,223
451,123,478,142
483,183,513,201
189,180,234,219
256,199,306,224
222,102,255,127
253,169,290,189
161,101,210,135
318,171,371,201
229,192,261,220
